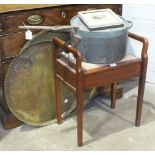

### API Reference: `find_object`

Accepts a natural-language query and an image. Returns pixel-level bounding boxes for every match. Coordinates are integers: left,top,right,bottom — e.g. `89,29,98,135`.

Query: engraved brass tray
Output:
4,31,95,126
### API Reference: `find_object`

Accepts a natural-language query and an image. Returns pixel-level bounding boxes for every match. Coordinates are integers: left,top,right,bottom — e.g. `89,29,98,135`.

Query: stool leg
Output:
135,75,146,127
77,88,84,147
55,76,62,124
111,83,116,109
135,58,147,127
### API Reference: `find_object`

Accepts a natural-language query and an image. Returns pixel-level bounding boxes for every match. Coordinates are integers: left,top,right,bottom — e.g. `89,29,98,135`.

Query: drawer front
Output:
2,4,120,33
3,10,64,32
60,4,121,24
0,22,2,32
1,32,27,58
0,17,2,32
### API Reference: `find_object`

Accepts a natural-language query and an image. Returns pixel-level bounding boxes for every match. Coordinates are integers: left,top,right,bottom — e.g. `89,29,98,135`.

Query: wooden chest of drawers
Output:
0,4,122,129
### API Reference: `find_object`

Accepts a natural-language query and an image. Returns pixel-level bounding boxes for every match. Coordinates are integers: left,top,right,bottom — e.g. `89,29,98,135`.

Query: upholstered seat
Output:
82,54,139,71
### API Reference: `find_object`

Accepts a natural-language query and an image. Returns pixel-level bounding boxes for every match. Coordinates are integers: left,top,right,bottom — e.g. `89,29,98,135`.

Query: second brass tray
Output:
4,31,95,126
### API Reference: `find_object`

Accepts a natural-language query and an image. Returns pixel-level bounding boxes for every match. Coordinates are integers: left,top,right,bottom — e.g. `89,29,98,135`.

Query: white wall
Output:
123,4,155,84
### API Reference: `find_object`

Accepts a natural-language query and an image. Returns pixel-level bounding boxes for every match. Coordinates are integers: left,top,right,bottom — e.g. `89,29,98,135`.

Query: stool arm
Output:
128,32,149,61
53,37,82,73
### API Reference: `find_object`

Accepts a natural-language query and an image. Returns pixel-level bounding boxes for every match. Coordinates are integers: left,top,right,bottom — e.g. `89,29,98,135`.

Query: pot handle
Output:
127,20,133,29
119,16,133,29
19,25,79,31
70,30,82,47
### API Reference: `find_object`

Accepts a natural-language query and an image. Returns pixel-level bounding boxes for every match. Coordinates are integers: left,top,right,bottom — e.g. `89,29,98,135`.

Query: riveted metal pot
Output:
19,15,133,64
70,15,133,64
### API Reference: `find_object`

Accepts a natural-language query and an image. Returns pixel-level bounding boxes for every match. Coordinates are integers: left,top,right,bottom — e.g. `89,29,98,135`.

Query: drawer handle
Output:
61,11,66,18
27,15,43,25
87,8,97,11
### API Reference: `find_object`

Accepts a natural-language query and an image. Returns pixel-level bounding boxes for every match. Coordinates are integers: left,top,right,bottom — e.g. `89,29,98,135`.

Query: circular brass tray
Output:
4,31,95,126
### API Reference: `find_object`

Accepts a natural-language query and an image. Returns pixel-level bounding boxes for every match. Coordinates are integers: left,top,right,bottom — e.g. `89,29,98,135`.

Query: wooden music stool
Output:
53,32,148,147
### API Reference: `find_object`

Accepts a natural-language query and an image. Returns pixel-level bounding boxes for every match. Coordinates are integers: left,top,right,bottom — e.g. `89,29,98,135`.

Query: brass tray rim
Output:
4,31,76,126
4,30,96,126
